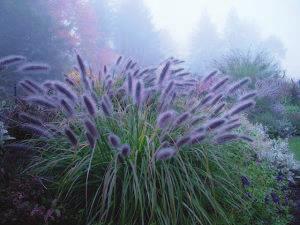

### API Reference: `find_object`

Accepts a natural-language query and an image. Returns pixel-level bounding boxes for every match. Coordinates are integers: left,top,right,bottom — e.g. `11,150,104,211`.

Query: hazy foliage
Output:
110,0,163,65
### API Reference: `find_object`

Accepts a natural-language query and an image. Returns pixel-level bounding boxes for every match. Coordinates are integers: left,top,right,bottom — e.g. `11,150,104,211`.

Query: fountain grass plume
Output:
175,112,190,126
19,81,36,94
64,127,78,147
190,132,206,144
203,70,218,83
116,55,122,65
221,122,241,132
108,133,121,148
120,144,131,157
0,55,26,66
211,103,226,117
176,136,191,147
210,94,223,106
239,91,257,101
134,80,143,106
216,133,238,144
228,77,250,93
18,63,50,73
83,95,97,117
24,79,44,94
157,110,176,129
60,99,74,116
54,81,77,102
26,96,56,109
210,76,229,92
19,112,43,126
155,147,176,161
158,61,171,84
22,123,51,138
86,131,96,148
206,118,226,130
77,54,91,90
228,100,255,117
84,119,99,138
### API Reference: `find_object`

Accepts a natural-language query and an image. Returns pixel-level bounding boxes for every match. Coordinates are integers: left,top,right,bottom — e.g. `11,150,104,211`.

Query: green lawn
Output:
289,136,300,161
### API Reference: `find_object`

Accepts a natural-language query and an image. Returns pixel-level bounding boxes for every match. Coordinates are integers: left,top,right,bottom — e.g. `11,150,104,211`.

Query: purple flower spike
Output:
54,82,76,102
64,127,78,147
120,144,131,157
241,175,250,188
271,192,280,204
84,119,99,138
175,112,190,126
18,63,50,73
216,133,238,144
86,132,96,148
229,100,255,117
158,62,171,85
135,80,143,106
60,99,74,116
155,147,176,161
176,136,191,147
190,133,206,144
157,110,176,129
206,118,226,130
0,55,26,66
108,133,121,148
83,95,96,117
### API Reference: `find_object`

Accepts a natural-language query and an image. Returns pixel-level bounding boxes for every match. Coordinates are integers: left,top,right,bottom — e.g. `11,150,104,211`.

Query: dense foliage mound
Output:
0,54,294,225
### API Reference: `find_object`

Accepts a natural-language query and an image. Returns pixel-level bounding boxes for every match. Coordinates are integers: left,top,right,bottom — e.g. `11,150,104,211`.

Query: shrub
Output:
215,50,283,85
247,77,297,138
239,117,297,178
285,104,300,135
12,54,261,225
219,142,292,225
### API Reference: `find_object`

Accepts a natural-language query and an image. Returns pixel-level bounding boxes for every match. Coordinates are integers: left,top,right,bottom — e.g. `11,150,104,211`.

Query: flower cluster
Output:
14,54,257,162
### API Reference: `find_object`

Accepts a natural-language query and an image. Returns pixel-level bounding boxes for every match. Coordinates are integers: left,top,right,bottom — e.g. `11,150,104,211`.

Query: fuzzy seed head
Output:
176,136,191,147
135,80,143,106
18,63,50,73
190,133,206,144
19,113,43,126
64,127,78,147
22,123,51,138
206,118,226,130
86,132,96,148
216,133,238,144
120,144,131,157
108,133,121,148
239,91,257,101
83,95,96,117
158,62,171,84
155,147,176,161
84,119,99,138
26,96,56,109
54,82,76,102
157,110,176,129
0,55,26,66
175,112,190,126
228,78,250,93
229,100,255,117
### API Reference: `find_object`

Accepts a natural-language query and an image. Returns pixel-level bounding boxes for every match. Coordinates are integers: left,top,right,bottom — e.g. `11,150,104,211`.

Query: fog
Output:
0,0,299,82
146,0,300,78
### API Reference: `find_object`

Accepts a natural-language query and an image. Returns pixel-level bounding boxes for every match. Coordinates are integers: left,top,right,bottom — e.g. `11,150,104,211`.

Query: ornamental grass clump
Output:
17,54,257,225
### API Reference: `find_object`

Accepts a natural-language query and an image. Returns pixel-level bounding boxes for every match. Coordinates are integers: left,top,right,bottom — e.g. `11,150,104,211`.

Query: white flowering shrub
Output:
239,117,298,177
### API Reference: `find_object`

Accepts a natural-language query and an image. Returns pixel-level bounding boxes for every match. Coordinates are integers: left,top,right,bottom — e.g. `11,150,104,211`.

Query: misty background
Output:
0,0,299,82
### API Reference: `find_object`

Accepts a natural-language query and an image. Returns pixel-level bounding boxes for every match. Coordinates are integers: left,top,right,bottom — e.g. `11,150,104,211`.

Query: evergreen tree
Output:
110,0,163,65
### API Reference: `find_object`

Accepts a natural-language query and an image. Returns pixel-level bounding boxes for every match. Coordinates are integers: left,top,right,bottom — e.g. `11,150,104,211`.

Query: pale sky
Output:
144,0,300,79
